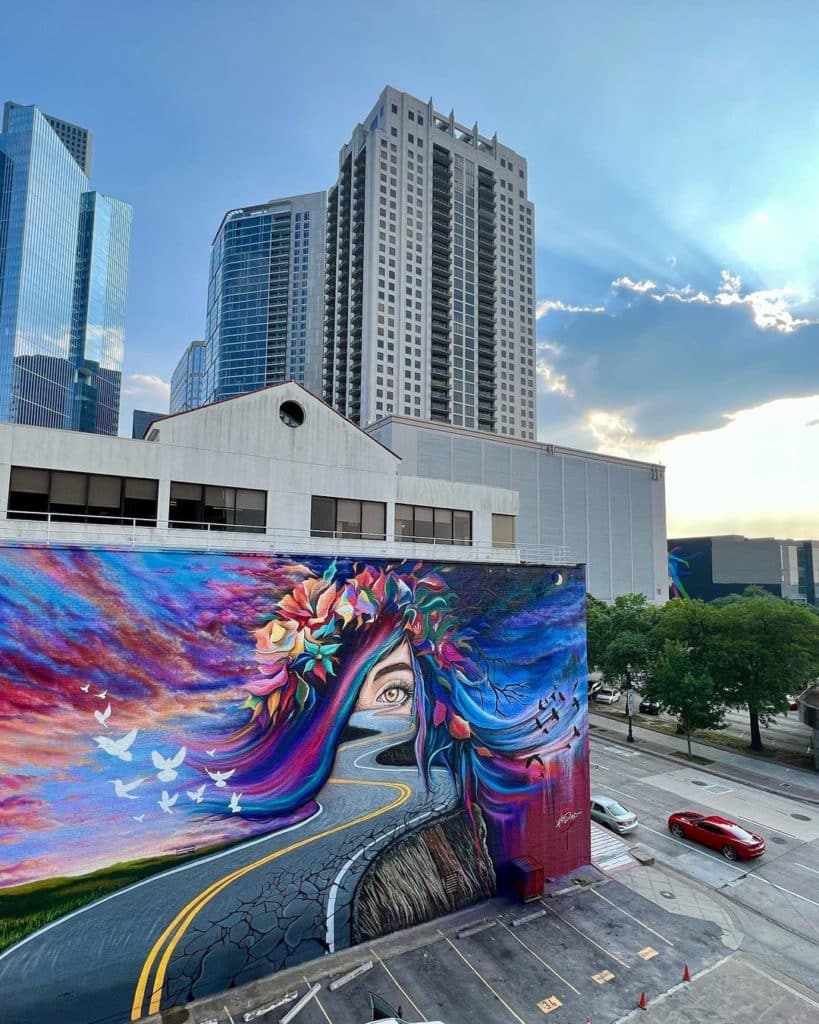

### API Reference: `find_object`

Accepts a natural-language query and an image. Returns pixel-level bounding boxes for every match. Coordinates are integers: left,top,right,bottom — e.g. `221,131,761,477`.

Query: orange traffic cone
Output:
683,964,691,982
638,991,648,1010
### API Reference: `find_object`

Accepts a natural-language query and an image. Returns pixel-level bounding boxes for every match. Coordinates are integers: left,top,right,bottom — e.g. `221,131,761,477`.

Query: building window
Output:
395,504,472,545
169,482,266,532
310,496,386,540
7,467,159,526
492,513,516,548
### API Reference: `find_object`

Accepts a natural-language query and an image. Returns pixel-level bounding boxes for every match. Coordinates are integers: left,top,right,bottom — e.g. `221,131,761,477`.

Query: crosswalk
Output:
591,822,634,872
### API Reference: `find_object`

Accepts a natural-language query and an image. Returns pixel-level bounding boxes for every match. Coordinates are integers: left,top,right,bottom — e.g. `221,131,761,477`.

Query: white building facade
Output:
0,383,531,566
368,417,669,604
323,87,537,440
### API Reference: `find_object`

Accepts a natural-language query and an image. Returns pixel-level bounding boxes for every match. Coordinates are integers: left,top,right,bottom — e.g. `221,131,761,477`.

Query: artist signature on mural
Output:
555,807,583,830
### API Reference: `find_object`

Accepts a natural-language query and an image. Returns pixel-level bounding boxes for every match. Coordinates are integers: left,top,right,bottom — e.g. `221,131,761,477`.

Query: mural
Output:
0,547,589,1024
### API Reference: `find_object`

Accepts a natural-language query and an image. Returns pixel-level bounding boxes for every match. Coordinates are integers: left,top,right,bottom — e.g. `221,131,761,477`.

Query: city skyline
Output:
4,2,819,536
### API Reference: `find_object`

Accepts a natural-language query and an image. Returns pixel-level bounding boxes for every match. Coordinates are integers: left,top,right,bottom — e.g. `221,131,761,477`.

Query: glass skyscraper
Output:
170,338,205,413
0,102,131,434
202,193,325,406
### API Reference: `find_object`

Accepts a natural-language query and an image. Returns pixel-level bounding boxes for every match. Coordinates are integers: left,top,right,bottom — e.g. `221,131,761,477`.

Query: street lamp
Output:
625,686,635,744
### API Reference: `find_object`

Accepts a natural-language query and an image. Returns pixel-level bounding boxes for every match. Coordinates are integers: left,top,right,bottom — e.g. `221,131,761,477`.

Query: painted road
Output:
0,713,457,1024
589,736,819,990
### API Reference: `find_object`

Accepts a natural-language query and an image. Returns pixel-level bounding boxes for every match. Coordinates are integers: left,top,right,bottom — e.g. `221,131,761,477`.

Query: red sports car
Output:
668,811,766,861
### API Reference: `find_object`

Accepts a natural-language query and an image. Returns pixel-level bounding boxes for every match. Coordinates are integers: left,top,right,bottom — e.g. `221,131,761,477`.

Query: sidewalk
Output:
590,712,819,806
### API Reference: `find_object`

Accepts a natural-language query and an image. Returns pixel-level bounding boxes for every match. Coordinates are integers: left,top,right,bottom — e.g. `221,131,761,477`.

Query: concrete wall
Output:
369,417,668,603
0,546,590,1022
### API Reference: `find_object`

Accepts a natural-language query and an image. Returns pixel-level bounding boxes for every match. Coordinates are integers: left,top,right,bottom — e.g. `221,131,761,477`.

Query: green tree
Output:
645,641,727,759
586,593,658,695
710,596,819,751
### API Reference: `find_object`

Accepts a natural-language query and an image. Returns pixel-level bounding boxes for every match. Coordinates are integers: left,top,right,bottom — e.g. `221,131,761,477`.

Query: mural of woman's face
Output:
354,639,415,716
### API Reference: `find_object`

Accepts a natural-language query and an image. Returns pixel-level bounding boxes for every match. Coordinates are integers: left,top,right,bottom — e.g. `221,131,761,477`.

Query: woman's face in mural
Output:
354,640,415,716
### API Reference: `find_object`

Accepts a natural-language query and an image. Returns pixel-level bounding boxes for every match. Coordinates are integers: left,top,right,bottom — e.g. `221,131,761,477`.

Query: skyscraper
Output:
323,87,537,439
170,339,205,413
0,101,131,434
202,192,326,405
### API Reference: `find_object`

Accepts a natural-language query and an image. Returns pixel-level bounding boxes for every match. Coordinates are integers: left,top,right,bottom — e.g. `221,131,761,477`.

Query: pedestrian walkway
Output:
589,713,819,806
615,861,742,950
591,821,633,872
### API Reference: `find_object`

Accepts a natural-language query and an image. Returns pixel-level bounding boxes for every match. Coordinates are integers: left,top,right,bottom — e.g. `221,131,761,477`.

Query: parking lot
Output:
177,877,727,1024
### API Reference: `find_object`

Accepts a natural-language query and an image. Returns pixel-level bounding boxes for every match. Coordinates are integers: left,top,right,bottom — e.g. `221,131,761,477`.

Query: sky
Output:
3,0,819,538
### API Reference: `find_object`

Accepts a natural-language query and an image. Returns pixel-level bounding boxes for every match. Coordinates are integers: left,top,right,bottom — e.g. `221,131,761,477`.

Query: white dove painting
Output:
151,746,186,782
95,690,108,700
186,784,206,804
94,727,139,762
206,768,235,788
111,778,146,800
158,790,178,815
94,703,111,728
228,792,242,814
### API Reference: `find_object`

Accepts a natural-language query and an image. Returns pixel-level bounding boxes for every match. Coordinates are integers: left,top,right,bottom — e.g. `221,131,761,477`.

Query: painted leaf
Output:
267,691,281,718
433,700,447,727
296,678,310,709
448,714,471,740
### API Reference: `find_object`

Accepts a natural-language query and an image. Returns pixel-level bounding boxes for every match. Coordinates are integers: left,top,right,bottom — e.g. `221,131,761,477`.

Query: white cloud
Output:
649,269,811,333
122,373,171,402
536,298,605,318
660,394,819,538
537,363,574,398
573,396,819,538
612,276,657,293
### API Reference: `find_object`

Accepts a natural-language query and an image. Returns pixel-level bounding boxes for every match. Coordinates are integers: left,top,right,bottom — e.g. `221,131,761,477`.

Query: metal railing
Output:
0,510,573,564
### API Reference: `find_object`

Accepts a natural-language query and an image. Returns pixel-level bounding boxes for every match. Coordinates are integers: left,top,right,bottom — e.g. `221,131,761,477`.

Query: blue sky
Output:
4,0,819,537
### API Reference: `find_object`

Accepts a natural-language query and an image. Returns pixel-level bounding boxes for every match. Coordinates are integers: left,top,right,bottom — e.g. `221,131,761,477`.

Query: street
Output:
593,692,814,758
588,736,819,991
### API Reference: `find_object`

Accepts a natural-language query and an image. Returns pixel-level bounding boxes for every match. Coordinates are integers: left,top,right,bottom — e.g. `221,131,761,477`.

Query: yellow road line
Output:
371,948,428,1021
498,921,582,996
588,887,674,946
439,932,528,1024
539,900,631,969
132,777,411,1019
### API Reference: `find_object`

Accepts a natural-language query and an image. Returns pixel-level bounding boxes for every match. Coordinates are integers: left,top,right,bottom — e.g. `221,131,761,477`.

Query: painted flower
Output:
245,662,288,696
278,577,338,630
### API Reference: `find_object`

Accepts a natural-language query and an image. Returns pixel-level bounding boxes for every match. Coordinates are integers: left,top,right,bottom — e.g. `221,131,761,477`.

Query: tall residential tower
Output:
0,102,131,434
170,339,205,413
202,192,326,405
323,87,537,439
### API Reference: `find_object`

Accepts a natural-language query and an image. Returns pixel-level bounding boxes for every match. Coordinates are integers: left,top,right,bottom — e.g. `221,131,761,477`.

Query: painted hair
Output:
202,559,585,860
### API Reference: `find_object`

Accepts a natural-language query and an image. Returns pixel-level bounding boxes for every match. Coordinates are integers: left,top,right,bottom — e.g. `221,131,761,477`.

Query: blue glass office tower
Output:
170,338,205,413
0,102,131,434
202,193,325,406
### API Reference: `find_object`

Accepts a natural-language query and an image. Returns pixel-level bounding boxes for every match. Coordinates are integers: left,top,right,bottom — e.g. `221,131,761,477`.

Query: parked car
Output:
591,795,638,833
639,697,662,715
786,694,799,711
667,811,765,861
593,687,621,705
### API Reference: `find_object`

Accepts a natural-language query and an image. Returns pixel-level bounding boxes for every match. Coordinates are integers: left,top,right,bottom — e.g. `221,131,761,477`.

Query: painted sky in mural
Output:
0,549,587,891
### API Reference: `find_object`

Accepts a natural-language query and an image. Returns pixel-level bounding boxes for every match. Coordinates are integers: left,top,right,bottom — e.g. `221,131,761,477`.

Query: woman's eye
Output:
377,683,412,706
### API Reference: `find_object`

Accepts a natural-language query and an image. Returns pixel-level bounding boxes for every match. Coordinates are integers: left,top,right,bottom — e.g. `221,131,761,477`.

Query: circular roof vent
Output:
279,400,305,428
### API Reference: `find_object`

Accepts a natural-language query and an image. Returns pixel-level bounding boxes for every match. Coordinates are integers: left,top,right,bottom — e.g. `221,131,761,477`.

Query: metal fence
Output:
0,511,574,565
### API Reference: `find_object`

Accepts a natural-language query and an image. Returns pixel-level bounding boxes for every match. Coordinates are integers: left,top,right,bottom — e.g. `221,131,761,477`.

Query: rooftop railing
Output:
0,511,574,565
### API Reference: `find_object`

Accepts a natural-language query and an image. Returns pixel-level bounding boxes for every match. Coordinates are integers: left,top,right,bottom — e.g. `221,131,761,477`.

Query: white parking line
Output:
539,899,631,968
739,958,819,1009
794,862,819,877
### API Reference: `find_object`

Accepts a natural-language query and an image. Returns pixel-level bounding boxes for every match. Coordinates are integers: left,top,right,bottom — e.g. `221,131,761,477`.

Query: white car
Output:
591,795,638,834
593,687,621,705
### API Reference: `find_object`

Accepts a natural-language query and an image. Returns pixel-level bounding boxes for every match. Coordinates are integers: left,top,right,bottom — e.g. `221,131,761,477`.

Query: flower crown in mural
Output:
242,560,479,731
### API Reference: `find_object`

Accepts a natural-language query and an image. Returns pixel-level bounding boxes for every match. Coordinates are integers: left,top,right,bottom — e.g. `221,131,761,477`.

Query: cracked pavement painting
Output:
0,548,590,1023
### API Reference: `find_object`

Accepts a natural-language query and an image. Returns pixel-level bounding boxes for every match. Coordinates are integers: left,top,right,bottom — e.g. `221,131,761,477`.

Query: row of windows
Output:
6,467,265,533
7,469,515,546
311,496,475,546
